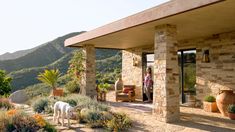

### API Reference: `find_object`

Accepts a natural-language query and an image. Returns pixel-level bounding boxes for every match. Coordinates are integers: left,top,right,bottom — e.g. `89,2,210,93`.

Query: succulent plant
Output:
204,95,216,102
228,104,235,113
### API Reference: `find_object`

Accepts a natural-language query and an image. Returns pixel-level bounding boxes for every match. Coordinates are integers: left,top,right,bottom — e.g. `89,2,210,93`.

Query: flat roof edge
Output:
65,0,223,47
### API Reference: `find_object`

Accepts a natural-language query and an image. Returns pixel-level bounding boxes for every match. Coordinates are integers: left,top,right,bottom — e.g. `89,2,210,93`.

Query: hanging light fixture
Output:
202,49,210,63
133,57,139,66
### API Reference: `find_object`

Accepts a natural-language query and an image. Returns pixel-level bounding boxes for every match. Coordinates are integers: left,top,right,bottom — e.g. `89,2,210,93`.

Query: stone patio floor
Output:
17,91,235,132
106,91,235,132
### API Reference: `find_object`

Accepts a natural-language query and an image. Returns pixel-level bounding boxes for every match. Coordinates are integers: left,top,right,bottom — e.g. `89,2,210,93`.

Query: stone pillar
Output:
81,44,96,98
153,24,180,122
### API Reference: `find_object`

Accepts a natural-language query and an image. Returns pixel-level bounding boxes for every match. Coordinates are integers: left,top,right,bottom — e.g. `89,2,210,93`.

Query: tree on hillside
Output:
0,70,12,95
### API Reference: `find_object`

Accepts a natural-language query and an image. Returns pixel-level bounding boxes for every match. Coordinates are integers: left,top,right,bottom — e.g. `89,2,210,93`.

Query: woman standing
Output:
144,67,153,102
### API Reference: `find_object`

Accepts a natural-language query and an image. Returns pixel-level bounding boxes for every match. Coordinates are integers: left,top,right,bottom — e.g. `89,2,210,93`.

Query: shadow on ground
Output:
174,112,235,132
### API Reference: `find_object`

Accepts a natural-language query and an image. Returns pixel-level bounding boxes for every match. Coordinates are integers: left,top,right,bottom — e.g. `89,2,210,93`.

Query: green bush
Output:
65,80,80,93
43,122,57,132
63,99,77,107
32,98,49,113
80,108,103,128
228,104,235,113
0,98,14,110
0,70,12,96
105,112,132,131
204,95,216,102
60,94,110,111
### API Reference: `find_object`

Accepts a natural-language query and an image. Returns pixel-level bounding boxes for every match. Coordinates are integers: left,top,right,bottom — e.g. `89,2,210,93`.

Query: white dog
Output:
53,101,74,127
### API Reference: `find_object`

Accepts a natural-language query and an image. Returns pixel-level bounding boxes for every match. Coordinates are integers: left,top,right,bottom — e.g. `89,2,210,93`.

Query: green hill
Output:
0,32,121,92
0,32,83,73
9,50,121,92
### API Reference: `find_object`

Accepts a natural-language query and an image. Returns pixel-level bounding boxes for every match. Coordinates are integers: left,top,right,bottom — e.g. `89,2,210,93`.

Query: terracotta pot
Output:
203,101,218,112
97,91,106,102
52,88,64,97
216,90,235,116
228,113,235,120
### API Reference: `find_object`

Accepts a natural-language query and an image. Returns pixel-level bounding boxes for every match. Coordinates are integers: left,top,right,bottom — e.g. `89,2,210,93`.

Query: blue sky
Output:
0,0,169,55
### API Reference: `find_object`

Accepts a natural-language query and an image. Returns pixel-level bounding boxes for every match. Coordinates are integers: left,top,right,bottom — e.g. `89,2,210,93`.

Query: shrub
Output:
0,109,56,132
32,98,49,113
204,95,216,102
228,104,235,113
105,112,132,131
10,111,40,131
0,98,14,110
65,80,80,93
0,70,12,96
43,122,57,132
63,99,77,107
80,108,103,128
60,94,110,111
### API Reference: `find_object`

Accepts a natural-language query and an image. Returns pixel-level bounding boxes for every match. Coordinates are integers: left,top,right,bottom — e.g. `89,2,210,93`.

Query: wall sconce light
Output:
202,49,210,63
133,57,139,66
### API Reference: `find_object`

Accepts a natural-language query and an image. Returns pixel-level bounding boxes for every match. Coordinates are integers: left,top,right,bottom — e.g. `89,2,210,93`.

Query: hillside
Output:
9,52,73,91
0,32,84,73
10,50,121,92
0,48,37,61
0,32,121,92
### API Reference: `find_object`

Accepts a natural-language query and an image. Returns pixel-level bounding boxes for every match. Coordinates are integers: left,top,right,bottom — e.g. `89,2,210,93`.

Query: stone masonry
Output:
81,44,96,98
153,24,180,122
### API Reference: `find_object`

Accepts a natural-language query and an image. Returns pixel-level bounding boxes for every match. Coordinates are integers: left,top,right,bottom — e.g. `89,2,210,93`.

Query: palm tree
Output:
37,69,61,92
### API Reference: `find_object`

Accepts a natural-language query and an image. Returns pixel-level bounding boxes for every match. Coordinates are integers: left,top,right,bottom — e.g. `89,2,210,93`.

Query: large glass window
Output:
178,50,196,103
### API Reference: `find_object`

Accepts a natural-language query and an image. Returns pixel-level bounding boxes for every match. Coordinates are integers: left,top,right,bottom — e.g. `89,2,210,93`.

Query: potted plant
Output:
203,95,218,112
227,104,235,120
97,83,110,101
37,69,62,96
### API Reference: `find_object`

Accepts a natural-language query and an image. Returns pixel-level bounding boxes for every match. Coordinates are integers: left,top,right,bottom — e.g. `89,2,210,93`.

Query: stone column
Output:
81,44,96,98
153,24,180,122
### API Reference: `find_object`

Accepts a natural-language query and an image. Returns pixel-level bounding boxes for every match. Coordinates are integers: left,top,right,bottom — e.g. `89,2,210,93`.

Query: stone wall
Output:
179,31,235,101
122,46,153,100
122,31,235,103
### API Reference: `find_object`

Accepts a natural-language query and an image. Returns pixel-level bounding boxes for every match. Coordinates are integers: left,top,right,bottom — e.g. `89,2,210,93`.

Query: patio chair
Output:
115,85,135,102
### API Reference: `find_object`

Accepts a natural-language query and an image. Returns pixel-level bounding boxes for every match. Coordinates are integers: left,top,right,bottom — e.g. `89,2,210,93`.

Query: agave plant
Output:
37,69,61,90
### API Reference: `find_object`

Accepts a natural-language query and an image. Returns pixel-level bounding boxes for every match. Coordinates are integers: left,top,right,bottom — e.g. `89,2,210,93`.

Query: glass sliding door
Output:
178,49,196,103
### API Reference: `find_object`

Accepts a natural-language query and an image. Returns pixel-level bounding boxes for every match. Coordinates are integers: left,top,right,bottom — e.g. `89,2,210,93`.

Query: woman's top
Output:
144,74,153,88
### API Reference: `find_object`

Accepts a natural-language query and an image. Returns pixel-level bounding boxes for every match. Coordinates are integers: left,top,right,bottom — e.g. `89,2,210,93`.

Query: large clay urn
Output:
216,90,235,116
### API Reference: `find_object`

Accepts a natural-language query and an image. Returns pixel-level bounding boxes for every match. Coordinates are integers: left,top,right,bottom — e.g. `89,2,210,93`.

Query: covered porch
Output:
65,0,235,122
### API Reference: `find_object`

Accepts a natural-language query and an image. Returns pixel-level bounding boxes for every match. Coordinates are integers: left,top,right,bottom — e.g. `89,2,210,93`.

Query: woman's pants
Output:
144,86,151,101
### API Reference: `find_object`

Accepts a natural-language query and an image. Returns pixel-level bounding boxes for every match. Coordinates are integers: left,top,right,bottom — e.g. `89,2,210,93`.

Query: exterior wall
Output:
179,31,235,101
122,46,153,100
122,31,235,104
122,30,235,104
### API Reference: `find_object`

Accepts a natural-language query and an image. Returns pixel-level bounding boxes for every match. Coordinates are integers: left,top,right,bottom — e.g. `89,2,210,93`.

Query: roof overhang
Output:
65,0,235,49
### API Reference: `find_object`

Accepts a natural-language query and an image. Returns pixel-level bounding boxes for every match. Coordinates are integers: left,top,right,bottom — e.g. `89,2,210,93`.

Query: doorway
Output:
178,49,196,104
142,53,154,101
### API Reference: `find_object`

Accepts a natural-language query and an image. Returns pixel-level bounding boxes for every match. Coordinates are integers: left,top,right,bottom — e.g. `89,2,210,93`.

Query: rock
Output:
9,90,28,104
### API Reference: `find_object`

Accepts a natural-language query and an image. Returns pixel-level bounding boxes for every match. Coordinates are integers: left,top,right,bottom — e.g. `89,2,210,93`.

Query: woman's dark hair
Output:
146,67,152,74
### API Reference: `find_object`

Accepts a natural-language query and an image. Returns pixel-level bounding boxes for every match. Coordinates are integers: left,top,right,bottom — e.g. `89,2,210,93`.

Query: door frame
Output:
142,52,154,101
178,48,196,103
